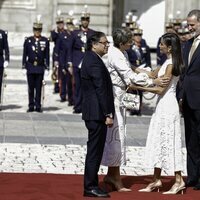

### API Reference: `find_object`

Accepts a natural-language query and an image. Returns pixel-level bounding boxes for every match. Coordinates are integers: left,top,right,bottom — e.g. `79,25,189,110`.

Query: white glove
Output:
4,61,9,68
68,66,73,75
54,61,59,68
44,70,49,77
22,69,27,76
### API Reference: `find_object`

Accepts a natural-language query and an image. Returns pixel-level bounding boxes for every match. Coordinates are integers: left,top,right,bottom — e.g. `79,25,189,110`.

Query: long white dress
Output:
144,58,183,174
101,46,150,166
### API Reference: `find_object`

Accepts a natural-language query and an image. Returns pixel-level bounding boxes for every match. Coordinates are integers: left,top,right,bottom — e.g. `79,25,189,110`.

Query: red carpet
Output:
0,173,198,200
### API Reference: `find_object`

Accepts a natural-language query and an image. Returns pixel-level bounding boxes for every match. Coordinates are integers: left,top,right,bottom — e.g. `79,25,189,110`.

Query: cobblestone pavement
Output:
0,53,187,177
0,143,187,176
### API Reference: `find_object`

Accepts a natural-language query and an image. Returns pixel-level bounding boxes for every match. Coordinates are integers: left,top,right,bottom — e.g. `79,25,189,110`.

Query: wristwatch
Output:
105,113,113,119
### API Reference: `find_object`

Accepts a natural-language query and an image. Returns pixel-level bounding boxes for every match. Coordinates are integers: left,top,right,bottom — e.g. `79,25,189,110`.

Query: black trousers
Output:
73,67,82,112
183,99,200,182
0,67,4,102
84,120,107,190
27,73,44,109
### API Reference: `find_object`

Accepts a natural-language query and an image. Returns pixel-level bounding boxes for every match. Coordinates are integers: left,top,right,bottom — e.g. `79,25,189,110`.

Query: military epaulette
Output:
24,36,32,41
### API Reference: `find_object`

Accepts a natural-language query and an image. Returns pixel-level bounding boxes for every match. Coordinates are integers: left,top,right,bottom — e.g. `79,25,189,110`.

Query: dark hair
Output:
112,28,132,48
86,31,106,51
161,32,183,76
188,9,200,21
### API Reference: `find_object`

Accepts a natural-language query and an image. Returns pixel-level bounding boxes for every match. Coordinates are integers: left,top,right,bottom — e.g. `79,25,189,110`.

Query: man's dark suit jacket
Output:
81,50,115,121
179,37,200,109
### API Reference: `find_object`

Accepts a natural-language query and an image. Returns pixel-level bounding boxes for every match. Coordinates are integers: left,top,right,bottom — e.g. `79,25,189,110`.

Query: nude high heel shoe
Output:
162,182,185,194
138,179,162,192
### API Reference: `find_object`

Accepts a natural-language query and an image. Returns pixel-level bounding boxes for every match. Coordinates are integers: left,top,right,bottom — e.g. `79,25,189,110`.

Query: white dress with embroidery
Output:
101,46,150,167
144,58,183,174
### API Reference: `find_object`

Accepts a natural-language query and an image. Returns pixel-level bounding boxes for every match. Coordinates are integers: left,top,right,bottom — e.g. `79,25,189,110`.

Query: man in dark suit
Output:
0,29,9,108
178,9,200,190
81,32,115,198
22,17,49,113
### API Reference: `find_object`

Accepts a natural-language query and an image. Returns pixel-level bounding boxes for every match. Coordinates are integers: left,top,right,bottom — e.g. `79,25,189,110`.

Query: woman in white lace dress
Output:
132,33,185,194
101,29,166,192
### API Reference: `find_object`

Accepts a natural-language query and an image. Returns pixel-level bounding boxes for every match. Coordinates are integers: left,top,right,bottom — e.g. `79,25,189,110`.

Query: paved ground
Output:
0,48,187,176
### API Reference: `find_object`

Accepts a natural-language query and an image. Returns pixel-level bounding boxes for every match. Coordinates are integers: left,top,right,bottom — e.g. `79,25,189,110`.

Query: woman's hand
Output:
154,76,170,87
128,84,143,91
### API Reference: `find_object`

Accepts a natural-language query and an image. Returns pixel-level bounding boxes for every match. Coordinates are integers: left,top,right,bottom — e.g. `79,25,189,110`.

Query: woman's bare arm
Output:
130,64,173,95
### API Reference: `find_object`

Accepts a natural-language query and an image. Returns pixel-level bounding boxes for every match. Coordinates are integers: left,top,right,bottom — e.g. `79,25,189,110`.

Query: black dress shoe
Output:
84,188,110,198
27,108,34,112
35,108,43,113
68,102,74,106
193,182,200,190
73,110,81,114
186,179,198,187
60,98,67,102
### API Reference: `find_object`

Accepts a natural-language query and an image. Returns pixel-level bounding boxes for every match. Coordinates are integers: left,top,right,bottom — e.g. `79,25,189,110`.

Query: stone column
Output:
165,0,200,21
112,0,124,30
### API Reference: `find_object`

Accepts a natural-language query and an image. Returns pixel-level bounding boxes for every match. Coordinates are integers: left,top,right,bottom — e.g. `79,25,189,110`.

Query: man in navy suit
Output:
22,19,49,112
0,29,9,108
81,32,115,198
69,7,96,114
178,9,200,190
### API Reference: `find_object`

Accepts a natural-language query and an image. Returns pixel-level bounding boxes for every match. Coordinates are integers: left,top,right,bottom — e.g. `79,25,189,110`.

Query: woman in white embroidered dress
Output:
132,32,185,194
101,28,168,192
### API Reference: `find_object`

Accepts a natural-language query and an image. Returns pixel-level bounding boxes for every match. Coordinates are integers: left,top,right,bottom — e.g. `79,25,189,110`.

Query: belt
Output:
28,61,44,66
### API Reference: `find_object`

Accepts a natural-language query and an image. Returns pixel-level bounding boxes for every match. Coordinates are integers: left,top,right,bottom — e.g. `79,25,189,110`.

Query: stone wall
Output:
0,0,112,48
0,0,112,34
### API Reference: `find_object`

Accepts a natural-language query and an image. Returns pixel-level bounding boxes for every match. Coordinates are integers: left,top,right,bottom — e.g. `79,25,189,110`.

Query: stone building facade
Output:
0,0,200,48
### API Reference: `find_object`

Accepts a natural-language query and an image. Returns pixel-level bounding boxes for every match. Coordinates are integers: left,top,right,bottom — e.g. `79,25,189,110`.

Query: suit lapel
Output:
186,38,195,71
189,43,200,65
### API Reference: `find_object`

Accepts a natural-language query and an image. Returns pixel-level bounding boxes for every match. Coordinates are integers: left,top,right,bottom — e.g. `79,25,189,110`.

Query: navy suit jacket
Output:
81,50,115,121
179,37,200,109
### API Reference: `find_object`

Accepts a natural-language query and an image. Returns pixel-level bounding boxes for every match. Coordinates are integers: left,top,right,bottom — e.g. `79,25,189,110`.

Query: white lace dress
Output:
144,58,183,174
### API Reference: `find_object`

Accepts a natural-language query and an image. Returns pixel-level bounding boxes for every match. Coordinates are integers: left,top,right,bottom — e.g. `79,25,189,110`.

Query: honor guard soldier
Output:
50,11,65,94
54,15,74,105
126,28,151,116
0,29,9,109
22,16,50,112
127,28,151,69
68,5,96,114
